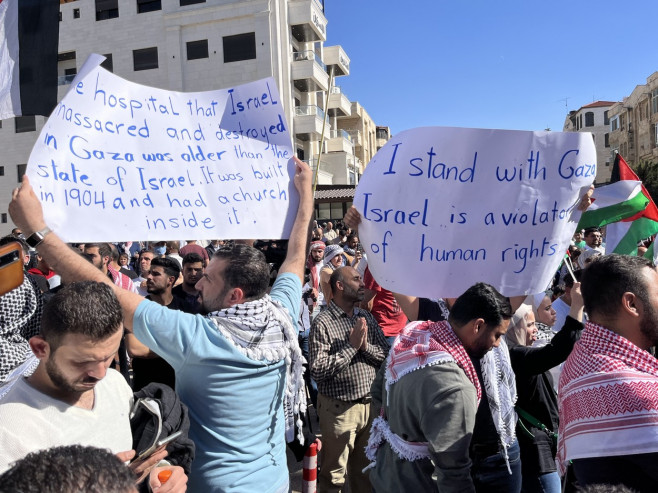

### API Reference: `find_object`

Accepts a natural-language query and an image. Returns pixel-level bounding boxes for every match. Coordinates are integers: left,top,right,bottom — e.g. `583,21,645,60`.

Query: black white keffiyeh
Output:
208,294,307,443
0,276,43,384
480,337,517,473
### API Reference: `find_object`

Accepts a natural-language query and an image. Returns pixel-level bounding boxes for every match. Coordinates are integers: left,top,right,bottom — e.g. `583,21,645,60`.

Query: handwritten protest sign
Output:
355,127,596,298
26,55,297,242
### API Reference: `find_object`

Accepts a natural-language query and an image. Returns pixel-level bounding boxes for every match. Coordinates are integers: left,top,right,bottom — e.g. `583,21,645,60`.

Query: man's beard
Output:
147,284,166,296
639,298,658,347
46,357,99,394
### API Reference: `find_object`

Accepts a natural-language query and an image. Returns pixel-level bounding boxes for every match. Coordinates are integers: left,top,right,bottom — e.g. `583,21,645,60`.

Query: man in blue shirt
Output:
9,157,314,493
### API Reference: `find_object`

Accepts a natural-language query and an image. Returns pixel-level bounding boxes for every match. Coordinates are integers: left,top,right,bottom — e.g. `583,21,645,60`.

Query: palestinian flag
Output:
0,0,59,119
603,154,658,256
577,178,648,230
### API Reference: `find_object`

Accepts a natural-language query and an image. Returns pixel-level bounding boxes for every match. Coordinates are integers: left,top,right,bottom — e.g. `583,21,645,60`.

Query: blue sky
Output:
325,0,657,134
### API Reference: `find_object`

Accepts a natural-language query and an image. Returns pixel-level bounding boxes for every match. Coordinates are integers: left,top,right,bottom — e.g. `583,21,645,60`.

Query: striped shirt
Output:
310,301,389,401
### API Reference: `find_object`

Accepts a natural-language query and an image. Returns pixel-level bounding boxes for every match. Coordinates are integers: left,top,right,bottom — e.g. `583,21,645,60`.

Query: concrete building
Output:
563,100,617,184
607,72,658,169
0,0,389,234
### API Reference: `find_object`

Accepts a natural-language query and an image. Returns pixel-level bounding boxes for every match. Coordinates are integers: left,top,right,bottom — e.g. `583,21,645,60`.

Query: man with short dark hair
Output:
172,253,203,314
133,249,155,295
0,282,186,490
558,254,658,491
0,445,138,493
310,266,389,492
583,227,604,253
85,243,137,294
9,157,313,492
127,256,183,391
367,283,513,492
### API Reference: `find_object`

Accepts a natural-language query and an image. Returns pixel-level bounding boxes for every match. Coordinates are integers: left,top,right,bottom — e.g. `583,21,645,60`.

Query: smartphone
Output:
0,242,24,296
135,430,183,461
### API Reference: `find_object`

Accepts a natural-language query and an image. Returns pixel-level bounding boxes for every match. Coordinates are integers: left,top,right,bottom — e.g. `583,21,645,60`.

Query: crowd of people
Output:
1,158,658,493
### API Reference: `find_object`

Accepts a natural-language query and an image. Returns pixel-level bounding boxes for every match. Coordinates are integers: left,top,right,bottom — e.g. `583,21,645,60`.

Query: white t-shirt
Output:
0,368,134,473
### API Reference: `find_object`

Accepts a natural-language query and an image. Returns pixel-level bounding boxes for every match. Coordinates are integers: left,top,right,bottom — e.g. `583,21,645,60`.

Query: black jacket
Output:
509,316,582,474
130,383,195,475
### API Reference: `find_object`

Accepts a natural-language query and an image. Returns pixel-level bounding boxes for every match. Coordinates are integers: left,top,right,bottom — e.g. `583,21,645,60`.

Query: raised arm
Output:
9,176,144,328
278,157,314,284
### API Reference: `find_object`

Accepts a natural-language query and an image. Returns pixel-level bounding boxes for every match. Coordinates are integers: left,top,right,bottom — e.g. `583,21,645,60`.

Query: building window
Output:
73,8,80,18
180,0,205,5
137,0,161,13
585,112,594,127
0,166,4,176
0,213,6,224
604,110,609,126
578,114,582,130
187,40,209,60
96,0,119,21
15,116,36,133
611,116,619,132
17,164,27,183
101,54,113,72
605,133,609,148
223,33,256,63
59,11,62,21
58,51,76,62
133,47,158,71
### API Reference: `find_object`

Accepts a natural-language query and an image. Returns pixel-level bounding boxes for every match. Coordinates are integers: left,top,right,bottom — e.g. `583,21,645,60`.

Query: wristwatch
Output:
25,226,52,248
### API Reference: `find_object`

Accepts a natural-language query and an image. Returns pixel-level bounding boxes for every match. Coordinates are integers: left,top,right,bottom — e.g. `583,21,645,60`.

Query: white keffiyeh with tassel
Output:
479,338,517,473
208,294,307,444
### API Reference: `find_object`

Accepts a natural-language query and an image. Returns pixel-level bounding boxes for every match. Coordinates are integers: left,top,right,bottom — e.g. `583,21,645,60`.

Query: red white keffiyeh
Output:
384,320,481,402
365,320,481,464
108,265,138,293
557,321,658,475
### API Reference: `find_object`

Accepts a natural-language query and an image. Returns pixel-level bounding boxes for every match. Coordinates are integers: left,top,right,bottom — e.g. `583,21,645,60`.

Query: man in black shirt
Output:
172,253,203,314
128,257,183,391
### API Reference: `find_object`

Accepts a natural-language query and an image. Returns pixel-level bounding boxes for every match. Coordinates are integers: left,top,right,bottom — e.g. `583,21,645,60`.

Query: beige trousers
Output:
317,393,373,493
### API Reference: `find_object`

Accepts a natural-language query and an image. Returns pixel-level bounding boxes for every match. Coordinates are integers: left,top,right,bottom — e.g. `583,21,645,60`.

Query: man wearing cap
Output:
320,245,345,307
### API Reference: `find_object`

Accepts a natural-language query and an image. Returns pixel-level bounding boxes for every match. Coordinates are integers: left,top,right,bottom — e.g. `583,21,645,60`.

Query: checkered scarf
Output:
208,294,307,444
480,339,517,449
557,321,658,475
0,276,43,384
385,320,481,403
365,320,480,465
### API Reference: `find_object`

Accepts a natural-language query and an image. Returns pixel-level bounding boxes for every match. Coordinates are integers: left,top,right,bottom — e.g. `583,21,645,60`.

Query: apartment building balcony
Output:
304,158,334,185
294,105,327,141
292,51,329,92
320,151,362,185
323,45,350,77
327,87,351,117
344,129,363,147
327,129,353,153
289,0,327,42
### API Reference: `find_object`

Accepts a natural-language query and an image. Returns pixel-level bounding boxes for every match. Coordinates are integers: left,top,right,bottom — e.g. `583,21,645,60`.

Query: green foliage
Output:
633,161,658,203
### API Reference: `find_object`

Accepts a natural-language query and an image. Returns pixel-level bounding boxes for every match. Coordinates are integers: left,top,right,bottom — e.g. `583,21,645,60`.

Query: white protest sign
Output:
26,55,297,242
355,127,596,298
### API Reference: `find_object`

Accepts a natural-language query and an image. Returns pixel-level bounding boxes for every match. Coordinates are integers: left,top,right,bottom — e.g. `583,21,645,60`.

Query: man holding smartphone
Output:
0,282,187,492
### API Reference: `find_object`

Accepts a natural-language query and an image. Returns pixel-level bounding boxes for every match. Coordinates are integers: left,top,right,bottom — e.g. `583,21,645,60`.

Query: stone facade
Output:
563,101,617,184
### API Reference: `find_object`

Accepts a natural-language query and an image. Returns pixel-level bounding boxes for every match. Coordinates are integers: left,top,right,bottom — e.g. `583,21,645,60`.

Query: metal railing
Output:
292,50,327,71
295,105,325,120
329,129,352,141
